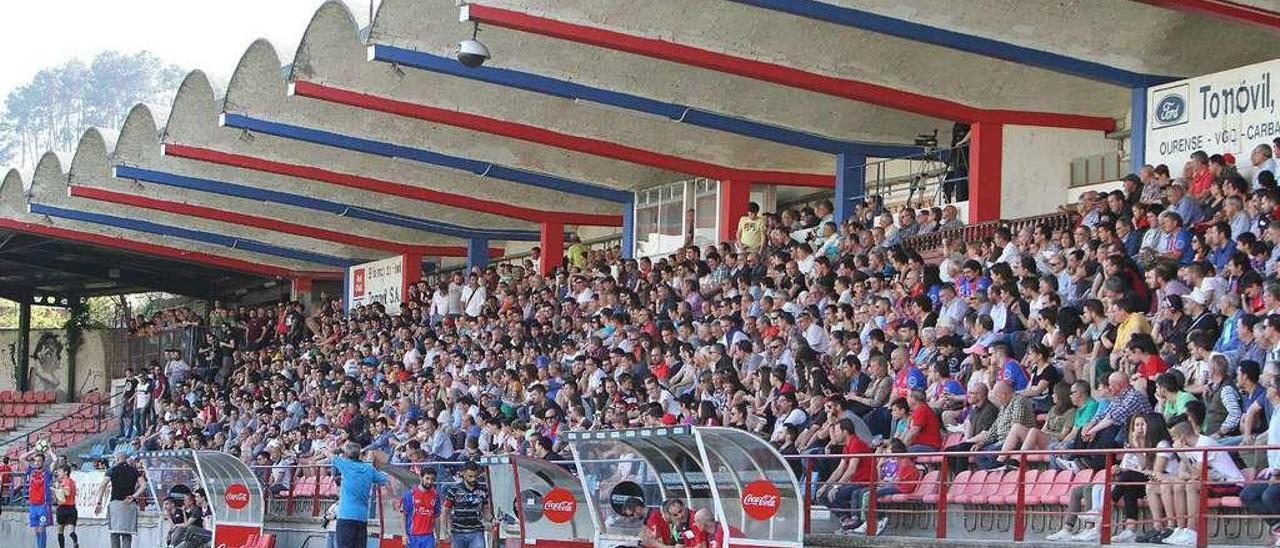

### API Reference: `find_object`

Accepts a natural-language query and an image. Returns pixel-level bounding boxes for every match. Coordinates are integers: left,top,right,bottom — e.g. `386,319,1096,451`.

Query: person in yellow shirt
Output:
1112,297,1152,373
566,234,587,271
737,202,765,251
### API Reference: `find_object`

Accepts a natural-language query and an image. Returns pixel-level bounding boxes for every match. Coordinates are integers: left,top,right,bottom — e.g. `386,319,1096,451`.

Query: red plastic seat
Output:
1058,470,1096,505
991,469,1029,504
892,470,938,502
952,470,991,504
22,392,35,403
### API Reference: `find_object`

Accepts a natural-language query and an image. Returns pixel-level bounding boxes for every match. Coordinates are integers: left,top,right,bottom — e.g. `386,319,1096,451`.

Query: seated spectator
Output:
1163,420,1244,546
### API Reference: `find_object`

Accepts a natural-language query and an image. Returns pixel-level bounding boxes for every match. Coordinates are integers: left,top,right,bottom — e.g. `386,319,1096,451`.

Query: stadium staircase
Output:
0,390,113,458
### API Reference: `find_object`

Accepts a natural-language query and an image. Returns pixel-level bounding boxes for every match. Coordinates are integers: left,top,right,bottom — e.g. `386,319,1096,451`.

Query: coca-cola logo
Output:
741,480,781,520
224,483,250,510
542,487,577,523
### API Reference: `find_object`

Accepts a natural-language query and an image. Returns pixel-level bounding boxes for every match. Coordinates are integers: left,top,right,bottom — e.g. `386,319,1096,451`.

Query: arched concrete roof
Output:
814,0,1280,78
302,1,839,176
370,0,956,146
289,2,687,190
29,141,349,274
2,153,341,280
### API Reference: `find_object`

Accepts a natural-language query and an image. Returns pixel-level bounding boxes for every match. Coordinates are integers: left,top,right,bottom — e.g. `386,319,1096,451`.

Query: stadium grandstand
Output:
2,1,1280,547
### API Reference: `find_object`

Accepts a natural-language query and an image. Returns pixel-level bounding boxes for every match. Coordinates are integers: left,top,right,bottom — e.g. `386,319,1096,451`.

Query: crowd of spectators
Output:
112,143,1280,543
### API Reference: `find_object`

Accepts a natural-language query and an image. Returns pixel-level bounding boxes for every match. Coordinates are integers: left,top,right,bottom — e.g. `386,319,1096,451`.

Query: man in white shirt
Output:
1251,144,1277,189
446,272,465,316
994,227,1020,265
460,274,486,317
1240,377,1280,534
798,311,830,354
769,392,808,443
1165,420,1244,546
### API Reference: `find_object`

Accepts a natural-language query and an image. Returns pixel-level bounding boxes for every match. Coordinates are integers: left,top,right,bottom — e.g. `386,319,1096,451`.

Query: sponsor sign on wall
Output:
346,255,406,314
1146,58,1279,169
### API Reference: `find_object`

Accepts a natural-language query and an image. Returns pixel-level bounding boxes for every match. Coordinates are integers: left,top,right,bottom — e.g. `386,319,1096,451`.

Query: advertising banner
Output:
71,470,106,519
346,255,406,315
1145,58,1279,169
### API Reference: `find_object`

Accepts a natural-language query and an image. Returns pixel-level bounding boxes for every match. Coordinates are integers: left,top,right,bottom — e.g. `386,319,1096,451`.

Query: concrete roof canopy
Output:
471,0,1131,118
18,149,342,279
336,0,843,178
289,1,689,192
369,0,955,149
145,70,522,251
812,0,1280,78
216,37,623,223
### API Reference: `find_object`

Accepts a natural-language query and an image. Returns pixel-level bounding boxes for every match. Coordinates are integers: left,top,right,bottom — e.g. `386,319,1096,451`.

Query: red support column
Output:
540,222,564,276
718,179,751,243
401,253,422,308
967,122,1003,223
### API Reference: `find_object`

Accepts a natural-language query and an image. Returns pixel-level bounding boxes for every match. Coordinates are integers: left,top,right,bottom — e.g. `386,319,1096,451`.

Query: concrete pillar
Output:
65,295,82,403
290,277,319,310
466,238,490,270
16,295,30,392
718,179,751,243
834,150,867,223
1130,87,1148,173
968,122,1004,223
539,222,564,276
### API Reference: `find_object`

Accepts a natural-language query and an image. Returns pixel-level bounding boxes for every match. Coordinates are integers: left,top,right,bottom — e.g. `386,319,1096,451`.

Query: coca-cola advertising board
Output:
542,487,578,523
741,480,781,521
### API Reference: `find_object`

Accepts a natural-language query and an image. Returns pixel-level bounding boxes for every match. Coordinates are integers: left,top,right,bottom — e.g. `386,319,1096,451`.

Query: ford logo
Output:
1155,94,1185,124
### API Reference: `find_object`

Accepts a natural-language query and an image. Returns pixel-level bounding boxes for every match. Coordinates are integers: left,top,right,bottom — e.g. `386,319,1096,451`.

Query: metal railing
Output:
125,326,206,372
898,210,1076,256
860,146,969,214
243,443,1276,548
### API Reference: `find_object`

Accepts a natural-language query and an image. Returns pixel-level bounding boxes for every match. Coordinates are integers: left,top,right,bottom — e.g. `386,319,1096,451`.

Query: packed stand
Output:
111,143,1280,544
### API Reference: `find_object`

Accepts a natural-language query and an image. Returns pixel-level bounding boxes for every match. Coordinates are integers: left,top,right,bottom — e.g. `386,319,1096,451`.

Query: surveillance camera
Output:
457,38,490,68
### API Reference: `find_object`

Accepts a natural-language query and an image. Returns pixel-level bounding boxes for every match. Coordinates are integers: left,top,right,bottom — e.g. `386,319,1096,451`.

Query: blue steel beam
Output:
28,202,357,268
220,113,633,204
368,44,923,158
112,165,544,241
725,0,1178,88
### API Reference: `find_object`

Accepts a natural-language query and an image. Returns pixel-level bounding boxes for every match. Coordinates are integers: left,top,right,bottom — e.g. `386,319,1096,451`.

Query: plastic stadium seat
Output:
0,391,13,403
22,392,36,403
951,470,989,504
991,470,1028,504
38,391,54,403
1027,470,1064,505
967,470,1009,504
1059,470,1096,505
891,470,938,502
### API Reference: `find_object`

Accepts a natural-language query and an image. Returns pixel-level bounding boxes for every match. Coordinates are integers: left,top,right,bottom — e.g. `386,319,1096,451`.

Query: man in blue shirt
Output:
1167,181,1203,226
1158,212,1195,265
331,442,388,548
1206,221,1237,274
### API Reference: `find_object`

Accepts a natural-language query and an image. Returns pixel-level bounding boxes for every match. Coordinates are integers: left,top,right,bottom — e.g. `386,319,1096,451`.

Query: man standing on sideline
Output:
93,450,144,548
331,442,388,548
401,468,439,548
443,462,492,548
53,465,78,548
23,445,54,548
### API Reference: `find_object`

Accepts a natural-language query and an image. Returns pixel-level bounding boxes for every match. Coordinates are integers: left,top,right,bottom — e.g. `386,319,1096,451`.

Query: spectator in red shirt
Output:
846,439,921,534
1189,151,1214,198
816,418,874,522
900,390,943,452
1126,334,1166,398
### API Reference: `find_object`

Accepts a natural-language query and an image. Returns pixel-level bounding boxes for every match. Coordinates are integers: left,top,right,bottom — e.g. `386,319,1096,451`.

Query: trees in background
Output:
0,50,185,169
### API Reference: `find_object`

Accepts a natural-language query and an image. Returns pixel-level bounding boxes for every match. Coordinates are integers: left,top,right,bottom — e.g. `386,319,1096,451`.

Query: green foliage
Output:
0,300,69,329
0,51,185,167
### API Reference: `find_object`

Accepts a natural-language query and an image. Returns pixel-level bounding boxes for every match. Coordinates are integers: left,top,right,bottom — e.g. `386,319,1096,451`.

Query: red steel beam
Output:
463,4,1117,131
162,144,623,227
68,185,500,258
0,217,342,280
290,80,835,188
1132,0,1280,31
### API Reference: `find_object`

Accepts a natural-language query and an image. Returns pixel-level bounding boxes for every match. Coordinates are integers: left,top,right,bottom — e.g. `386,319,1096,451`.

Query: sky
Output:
0,0,369,99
